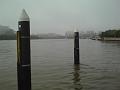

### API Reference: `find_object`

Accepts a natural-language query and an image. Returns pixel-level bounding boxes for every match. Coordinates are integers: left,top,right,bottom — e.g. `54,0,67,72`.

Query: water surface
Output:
0,39,120,90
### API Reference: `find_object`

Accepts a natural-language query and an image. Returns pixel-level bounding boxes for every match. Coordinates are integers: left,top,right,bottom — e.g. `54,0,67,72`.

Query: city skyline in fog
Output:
0,0,120,34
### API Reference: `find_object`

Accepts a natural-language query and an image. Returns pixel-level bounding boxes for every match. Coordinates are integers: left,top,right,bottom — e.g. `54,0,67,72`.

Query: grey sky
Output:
0,0,120,34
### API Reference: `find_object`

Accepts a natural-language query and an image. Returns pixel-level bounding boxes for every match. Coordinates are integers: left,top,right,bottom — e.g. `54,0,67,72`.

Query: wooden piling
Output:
17,9,31,90
74,30,80,64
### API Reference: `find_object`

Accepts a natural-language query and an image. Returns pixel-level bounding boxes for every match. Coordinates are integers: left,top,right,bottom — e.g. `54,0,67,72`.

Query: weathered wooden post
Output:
74,28,80,64
17,9,31,90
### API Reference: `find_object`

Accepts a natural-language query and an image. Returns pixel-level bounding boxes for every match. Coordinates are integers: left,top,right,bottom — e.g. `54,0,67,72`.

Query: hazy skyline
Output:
0,0,120,34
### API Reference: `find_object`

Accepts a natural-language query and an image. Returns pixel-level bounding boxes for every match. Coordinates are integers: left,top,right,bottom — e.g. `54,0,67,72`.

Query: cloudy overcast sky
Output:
0,0,120,34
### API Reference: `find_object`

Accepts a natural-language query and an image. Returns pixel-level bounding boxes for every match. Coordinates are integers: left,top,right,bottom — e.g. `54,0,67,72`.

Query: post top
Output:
74,28,79,32
19,9,30,21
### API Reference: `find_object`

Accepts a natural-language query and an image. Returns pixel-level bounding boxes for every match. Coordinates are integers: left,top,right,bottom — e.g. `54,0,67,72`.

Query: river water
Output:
0,39,120,90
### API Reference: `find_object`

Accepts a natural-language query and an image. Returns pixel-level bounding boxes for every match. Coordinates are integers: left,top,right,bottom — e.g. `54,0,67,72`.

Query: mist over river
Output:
0,39,120,90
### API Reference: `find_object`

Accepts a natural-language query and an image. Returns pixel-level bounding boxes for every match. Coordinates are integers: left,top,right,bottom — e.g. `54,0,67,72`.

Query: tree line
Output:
100,30,120,38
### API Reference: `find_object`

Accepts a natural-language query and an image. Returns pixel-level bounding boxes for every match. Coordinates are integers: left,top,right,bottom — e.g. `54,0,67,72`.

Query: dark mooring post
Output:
17,9,31,90
74,29,80,64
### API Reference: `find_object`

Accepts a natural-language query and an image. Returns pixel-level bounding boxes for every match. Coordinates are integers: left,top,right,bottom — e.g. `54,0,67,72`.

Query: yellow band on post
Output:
17,31,21,64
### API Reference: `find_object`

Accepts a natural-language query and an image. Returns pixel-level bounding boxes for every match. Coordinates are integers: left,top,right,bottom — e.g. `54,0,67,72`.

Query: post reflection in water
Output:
73,65,83,90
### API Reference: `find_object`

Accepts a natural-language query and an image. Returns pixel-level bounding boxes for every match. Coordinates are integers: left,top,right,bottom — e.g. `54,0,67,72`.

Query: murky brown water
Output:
0,39,120,90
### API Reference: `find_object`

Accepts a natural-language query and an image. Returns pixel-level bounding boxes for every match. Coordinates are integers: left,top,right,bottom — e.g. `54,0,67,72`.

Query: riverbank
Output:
101,37,120,41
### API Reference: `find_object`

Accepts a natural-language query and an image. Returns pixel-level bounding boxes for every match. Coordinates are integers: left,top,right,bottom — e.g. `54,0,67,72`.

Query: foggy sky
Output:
0,0,120,34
